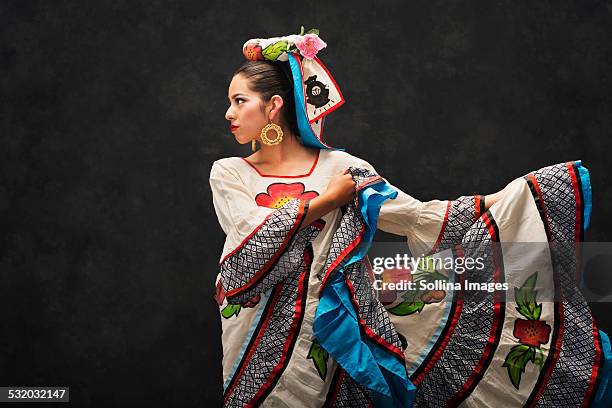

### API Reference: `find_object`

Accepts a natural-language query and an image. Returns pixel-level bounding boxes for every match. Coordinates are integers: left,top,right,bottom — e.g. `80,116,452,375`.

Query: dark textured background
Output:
2,1,612,406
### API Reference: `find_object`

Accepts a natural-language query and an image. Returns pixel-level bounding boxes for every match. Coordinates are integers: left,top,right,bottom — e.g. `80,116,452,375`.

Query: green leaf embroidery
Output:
515,272,541,320
503,272,549,388
533,347,546,369
502,344,536,389
533,303,542,320
221,304,241,319
416,255,437,273
307,338,329,380
387,300,425,316
262,41,289,61
305,28,320,36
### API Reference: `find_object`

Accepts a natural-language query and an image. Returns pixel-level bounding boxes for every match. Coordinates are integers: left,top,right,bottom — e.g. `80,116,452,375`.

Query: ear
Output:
267,95,285,121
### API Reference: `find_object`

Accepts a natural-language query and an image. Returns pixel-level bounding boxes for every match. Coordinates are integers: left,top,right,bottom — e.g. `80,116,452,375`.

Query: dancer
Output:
210,27,612,407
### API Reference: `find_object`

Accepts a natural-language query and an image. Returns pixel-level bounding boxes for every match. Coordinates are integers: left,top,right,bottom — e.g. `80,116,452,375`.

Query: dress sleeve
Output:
209,161,325,304
350,157,484,256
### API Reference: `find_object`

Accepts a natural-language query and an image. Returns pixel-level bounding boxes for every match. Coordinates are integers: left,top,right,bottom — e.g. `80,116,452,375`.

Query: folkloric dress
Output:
209,148,612,407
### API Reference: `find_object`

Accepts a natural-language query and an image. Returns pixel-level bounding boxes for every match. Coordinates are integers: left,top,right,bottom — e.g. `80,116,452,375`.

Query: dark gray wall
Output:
2,1,611,406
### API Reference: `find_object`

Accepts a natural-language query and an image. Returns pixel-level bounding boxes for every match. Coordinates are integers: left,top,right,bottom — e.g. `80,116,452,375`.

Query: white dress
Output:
209,149,609,407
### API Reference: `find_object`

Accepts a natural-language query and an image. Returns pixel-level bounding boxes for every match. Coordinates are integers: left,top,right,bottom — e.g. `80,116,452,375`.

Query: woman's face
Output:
225,74,270,145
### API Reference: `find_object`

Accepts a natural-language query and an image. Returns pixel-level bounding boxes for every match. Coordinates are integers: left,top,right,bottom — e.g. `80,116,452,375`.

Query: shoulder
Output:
210,156,247,181
211,156,245,173
324,149,362,165
324,149,375,171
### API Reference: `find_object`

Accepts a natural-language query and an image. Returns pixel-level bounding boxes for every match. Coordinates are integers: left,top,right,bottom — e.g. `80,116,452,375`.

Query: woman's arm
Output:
299,194,337,230
299,171,357,230
345,155,511,255
483,188,507,210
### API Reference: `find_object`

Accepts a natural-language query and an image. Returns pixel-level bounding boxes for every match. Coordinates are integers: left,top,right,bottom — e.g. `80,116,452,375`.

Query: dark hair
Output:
233,60,301,139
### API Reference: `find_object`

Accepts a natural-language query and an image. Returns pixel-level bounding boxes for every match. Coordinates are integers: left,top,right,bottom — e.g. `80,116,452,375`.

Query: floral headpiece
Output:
242,27,345,151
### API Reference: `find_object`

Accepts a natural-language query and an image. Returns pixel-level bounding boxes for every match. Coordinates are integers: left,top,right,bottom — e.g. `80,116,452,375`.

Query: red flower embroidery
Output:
243,294,260,308
243,42,263,61
420,290,446,304
255,182,319,209
513,318,551,347
380,268,413,305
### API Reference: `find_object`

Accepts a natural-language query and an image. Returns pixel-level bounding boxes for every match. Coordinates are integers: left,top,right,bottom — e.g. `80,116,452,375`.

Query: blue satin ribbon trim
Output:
574,160,592,290
574,160,592,232
313,177,416,407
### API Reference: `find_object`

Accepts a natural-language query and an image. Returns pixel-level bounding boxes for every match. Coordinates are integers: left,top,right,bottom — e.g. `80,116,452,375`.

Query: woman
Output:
210,29,611,408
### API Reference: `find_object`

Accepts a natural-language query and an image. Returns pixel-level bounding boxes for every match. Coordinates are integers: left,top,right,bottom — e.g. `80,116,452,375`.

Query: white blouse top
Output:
209,148,453,406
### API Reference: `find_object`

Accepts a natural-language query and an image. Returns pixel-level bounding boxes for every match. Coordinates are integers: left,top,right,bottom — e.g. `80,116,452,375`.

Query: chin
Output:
234,134,254,145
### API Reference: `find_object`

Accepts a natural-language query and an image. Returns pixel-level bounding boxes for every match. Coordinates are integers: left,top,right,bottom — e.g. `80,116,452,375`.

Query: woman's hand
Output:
322,169,357,208
298,169,356,230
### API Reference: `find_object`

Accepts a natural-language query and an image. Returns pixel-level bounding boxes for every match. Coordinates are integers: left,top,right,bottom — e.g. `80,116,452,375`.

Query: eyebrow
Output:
228,93,247,100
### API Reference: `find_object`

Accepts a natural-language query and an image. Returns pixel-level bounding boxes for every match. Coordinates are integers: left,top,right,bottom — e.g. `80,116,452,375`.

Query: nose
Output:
225,105,235,121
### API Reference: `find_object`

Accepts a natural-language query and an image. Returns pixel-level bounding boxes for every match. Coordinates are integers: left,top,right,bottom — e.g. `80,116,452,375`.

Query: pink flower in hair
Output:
294,33,327,59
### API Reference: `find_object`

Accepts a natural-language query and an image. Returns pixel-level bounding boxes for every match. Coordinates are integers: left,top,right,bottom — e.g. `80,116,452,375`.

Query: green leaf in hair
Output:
262,40,289,61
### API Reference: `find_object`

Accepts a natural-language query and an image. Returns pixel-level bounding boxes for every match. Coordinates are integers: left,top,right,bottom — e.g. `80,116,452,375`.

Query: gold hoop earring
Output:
260,122,284,146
